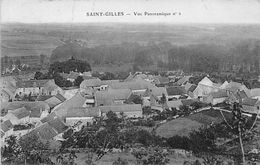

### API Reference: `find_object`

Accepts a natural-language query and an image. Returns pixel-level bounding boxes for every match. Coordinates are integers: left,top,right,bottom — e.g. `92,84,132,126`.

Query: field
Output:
156,118,203,138
2,23,260,58
156,109,233,138
1,26,62,57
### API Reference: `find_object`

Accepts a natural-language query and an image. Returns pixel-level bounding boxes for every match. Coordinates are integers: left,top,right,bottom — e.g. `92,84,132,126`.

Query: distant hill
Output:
2,23,260,73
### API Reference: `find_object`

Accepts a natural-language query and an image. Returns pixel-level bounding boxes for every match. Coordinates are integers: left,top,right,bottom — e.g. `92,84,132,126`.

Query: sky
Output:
1,0,260,24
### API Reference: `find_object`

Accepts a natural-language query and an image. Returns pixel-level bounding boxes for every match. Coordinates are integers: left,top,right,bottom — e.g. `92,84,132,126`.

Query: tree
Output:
132,146,169,165
74,76,84,87
220,102,259,164
2,135,22,162
15,59,21,69
189,126,217,154
18,134,50,164
101,72,116,80
34,71,44,80
125,94,143,104
179,105,192,116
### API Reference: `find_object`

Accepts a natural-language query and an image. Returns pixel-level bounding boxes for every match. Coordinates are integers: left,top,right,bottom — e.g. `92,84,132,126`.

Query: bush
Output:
132,119,155,127
166,136,191,151
112,157,129,165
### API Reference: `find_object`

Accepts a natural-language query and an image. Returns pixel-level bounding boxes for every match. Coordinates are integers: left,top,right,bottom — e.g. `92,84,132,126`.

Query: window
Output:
257,106,259,110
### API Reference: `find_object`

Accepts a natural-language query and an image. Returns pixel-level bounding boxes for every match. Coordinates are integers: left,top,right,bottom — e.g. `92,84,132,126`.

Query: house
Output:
193,77,220,99
176,76,192,86
110,77,156,93
47,117,68,134
184,83,197,98
153,76,170,86
65,107,101,130
60,71,92,82
167,100,183,110
204,90,228,105
42,79,64,96
142,87,168,106
166,86,186,100
250,88,260,100
227,90,248,104
29,106,47,123
15,79,52,96
95,88,131,106
99,104,142,118
40,94,66,109
99,80,120,91
220,81,229,89
80,78,102,91
3,101,50,114
1,120,14,138
4,107,30,125
23,117,68,141
52,92,88,118
223,81,250,96
0,78,17,102
63,88,79,100
124,72,154,83
3,101,50,125
242,98,260,114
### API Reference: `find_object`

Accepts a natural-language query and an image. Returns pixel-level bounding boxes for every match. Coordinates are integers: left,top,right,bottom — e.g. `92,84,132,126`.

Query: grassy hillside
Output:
156,109,233,138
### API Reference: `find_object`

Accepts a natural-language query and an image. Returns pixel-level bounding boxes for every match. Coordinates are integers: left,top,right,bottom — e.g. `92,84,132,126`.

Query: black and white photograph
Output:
1,0,260,164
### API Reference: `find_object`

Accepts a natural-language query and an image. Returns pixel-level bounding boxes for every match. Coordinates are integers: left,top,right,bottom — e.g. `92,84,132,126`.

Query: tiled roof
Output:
242,98,259,106
47,118,68,134
95,88,131,106
110,79,155,90
11,107,30,119
143,87,167,97
167,100,183,109
55,93,66,102
184,83,197,93
100,80,120,85
0,78,17,97
153,76,169,85
29,106,42,118
176,76,192,85
211,90,228,98
1,131,4,138
16,79,50,88
80,78,102,88
235,90,248,99
45,96,63,108
5,101,50,112
198,77,214,86
66,107,100,118
52,92,87,118
250,88,260,97
1,120,13,132
181,99,198,106
33,123,58,140
99,104,142,113
36,95,53,101
43,79,60,91
124,73,135,82
166,86,186,96
41,112,57,123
